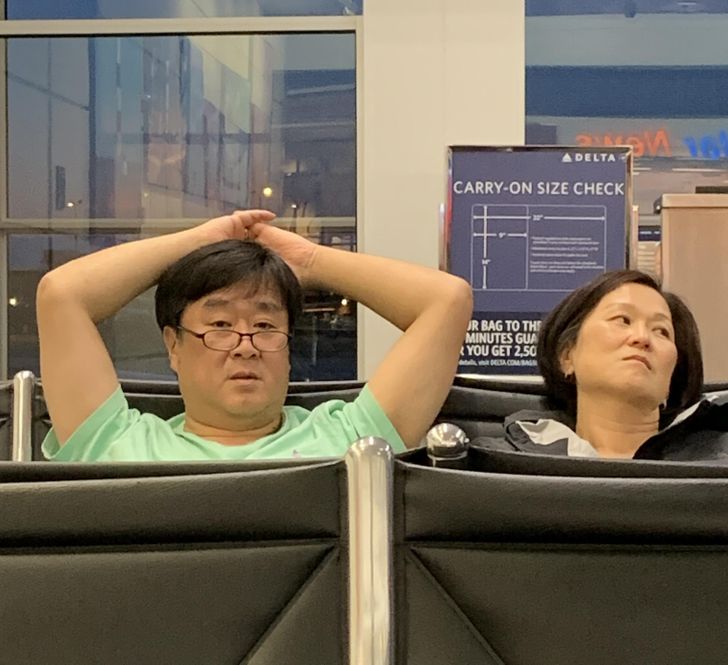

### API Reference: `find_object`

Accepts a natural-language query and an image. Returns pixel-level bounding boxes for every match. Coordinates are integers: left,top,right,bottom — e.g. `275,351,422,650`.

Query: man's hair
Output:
155,239,303,332
537,269,703,421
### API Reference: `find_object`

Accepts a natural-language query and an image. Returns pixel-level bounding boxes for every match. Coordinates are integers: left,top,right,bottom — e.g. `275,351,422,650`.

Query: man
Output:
38,210,472,460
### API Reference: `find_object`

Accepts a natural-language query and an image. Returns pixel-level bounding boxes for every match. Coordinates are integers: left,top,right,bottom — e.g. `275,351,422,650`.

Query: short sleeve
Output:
42,387,137,461
343,385,406,452
285,384,406,457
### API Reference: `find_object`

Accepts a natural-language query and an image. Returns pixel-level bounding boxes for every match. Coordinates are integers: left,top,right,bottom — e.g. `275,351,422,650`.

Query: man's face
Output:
163,281,291,430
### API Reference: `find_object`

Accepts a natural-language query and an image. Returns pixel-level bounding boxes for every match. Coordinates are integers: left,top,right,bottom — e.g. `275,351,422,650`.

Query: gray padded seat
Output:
0,380,11,460
107,378,548,439
394,452,728,665
702,382,728,402
436,376,548,439
0,459,348,664
26,375,728,459
30,379,366,460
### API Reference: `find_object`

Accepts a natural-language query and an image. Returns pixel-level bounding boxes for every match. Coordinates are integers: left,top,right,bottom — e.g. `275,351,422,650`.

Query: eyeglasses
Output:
177,325,291,352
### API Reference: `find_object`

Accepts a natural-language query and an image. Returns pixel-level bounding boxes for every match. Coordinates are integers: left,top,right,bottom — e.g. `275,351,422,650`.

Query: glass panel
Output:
7,233,169,379
6,32,357,380
8,34,356,221
526,0,728,16
526,8,728,228
7,233,357,380
8,0,362,19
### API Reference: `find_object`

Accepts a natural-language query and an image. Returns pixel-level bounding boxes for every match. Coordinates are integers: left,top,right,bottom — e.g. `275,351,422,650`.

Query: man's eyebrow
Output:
254,299,284,312
200,296,284,311
201,297,232,309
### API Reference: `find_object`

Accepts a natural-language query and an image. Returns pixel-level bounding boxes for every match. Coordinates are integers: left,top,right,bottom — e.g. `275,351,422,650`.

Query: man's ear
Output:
162,326,180,373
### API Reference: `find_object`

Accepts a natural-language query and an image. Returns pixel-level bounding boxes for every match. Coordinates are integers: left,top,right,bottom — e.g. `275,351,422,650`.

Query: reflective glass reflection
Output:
8,34,356,221
8,234,357,380
526,9,728,226
8,0,362,19
6,32,357,380
526,0,728,16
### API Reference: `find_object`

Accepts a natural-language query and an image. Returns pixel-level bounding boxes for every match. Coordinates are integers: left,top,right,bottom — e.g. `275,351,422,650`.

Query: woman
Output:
475,270,728,461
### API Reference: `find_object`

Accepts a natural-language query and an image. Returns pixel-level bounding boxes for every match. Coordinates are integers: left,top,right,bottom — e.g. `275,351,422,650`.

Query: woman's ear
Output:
162,326,180,373
559,345,574,379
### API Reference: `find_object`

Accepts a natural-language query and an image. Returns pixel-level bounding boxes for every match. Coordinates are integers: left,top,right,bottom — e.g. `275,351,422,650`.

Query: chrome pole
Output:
11,370,34,461
345,437,394,665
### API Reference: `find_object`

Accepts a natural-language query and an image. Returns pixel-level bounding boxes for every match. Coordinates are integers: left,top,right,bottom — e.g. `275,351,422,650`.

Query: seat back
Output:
393,453,728,665
0,380,11,460
0,459,348,664
29,378,366,460
435,376,548,439
24,373,722,459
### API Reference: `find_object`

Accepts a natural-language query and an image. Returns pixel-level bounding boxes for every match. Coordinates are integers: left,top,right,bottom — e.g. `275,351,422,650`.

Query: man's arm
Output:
248,220,472,448
37,210,275,444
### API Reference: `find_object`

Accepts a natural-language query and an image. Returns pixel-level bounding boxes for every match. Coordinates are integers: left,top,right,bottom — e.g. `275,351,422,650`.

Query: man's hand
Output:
196,209,277,244
245,216,320,287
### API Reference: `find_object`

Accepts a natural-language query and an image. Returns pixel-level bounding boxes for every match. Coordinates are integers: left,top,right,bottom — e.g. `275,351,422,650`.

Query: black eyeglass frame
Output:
176,325,292,352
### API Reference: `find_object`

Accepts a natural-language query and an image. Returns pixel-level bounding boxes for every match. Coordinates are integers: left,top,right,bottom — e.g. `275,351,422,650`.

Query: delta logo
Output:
562,152,616,163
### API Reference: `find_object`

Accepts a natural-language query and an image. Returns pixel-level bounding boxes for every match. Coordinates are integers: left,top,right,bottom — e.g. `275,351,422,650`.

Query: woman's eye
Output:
655,327,672,338
613,315,630,325
211,321,231,328
254,321,276,330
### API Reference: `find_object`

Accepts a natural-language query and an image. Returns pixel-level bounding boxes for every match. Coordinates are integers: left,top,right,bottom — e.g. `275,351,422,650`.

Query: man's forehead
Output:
195,284,284,311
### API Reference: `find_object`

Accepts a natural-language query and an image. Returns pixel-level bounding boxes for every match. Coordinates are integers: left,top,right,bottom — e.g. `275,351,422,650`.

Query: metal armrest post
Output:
11,370,35,462
345,437,394,665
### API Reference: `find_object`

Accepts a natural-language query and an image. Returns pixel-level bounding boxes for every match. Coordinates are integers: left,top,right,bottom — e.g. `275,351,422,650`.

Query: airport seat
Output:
703,381,728,402
0,458,348,664
393,450,728,665
0,379,11,460
20,373,728,460
27,378,366,460
28,376,547,459
33,376,547,451
436,375,548,439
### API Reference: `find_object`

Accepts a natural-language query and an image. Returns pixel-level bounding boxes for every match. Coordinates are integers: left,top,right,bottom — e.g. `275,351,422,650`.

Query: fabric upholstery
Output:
394,456,728,665
27,375,728,459
0,460,347,664
0,381,11,460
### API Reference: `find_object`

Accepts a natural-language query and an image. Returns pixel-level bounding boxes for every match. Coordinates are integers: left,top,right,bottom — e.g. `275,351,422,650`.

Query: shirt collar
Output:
516,399,709,458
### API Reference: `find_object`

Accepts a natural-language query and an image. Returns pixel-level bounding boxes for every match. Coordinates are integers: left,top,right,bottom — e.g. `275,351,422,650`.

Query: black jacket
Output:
471,395,728,463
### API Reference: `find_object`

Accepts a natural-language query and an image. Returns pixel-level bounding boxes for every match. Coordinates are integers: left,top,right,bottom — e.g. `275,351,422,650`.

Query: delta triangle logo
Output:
561,153,573,163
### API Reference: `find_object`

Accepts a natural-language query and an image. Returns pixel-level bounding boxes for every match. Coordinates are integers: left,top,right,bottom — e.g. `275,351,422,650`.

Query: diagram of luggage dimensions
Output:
470,203,607,292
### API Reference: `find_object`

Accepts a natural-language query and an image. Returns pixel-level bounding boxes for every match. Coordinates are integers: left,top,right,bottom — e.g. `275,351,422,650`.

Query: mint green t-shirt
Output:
42,385,406,462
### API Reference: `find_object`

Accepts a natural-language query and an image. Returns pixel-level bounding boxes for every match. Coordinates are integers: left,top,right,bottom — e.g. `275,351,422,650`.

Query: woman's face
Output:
561,283,678,410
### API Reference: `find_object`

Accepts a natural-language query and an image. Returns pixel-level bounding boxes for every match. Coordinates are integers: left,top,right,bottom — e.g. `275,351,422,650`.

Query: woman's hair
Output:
537,269,703,420
155,239,302,332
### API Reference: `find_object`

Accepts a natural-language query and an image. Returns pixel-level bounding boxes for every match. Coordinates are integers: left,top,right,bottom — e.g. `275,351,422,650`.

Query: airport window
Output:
5,32,357,380
526,1,728,227
7,0,362,19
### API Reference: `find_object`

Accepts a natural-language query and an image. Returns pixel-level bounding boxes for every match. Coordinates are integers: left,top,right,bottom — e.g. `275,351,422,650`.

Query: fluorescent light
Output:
672,167,727,173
